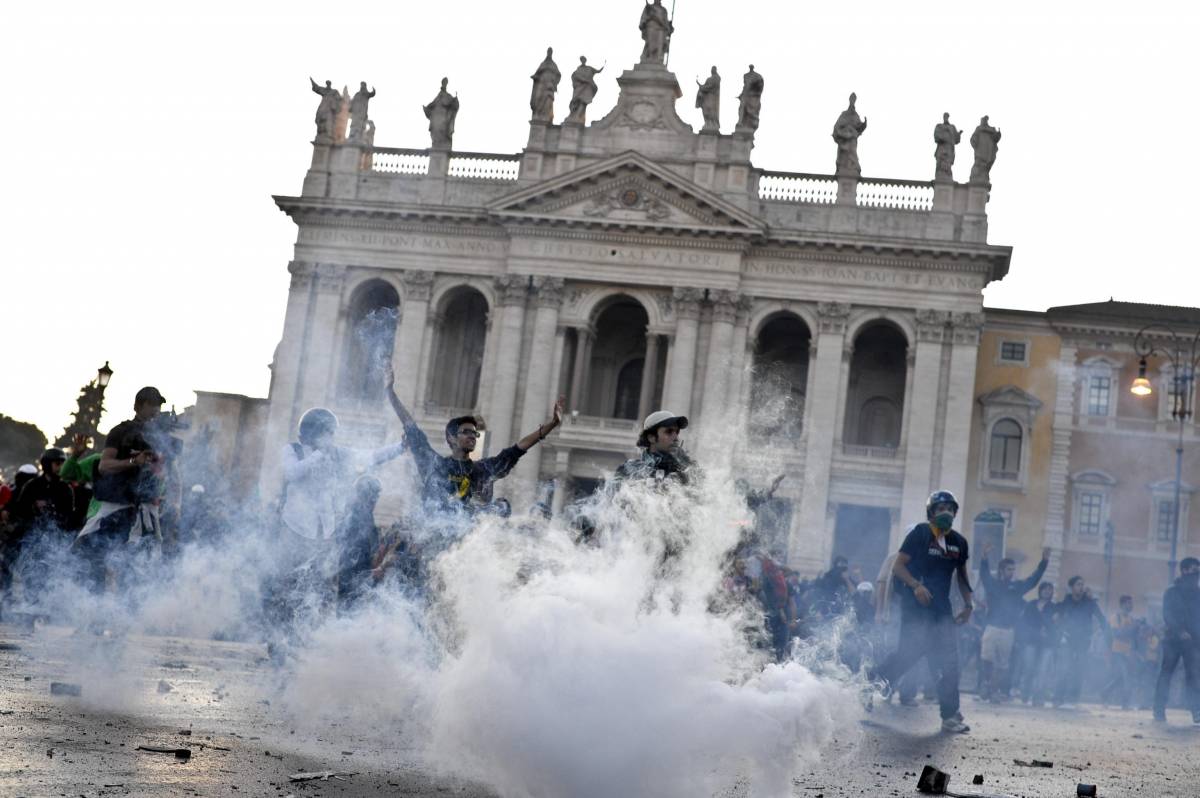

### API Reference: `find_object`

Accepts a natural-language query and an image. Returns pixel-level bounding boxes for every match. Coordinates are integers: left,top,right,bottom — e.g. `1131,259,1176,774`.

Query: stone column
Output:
1043,342,1078,584
636,331,660,422
793,302,851,571
296,263,346,411
391,270,434,408
259,261,316,489
662,287,704,415
700,290,739,432
548,325,568,406
899,310,950,527
510,277,565,501
939,312,983,506
550,448,571,516
483,274,529,455
726,296,754,420
567,326,594,414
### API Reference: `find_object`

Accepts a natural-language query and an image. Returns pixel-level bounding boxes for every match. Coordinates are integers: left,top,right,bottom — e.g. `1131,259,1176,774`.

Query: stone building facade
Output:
191,23,1019,577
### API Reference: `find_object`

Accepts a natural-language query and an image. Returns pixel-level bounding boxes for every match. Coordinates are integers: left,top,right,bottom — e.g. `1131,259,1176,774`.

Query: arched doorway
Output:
340,280,400,402
427,287,489,412
584,297,651,420
843,322,908,449
750,313,811,440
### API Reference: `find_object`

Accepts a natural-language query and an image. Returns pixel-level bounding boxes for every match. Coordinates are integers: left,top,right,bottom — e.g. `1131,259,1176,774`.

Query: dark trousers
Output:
877,611,961,720
1153,638,1200,718
1053,643,1088,705
1101,652,1134,708
1017,644,1050,703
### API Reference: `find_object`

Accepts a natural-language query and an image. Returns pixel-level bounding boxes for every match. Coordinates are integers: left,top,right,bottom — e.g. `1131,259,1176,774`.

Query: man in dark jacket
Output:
1153,557,1200,724
9,448,75,605
873,490,974,734
977,544,1049,701
1014,582,1057,705
1052,575,1107,708
615,410,695,484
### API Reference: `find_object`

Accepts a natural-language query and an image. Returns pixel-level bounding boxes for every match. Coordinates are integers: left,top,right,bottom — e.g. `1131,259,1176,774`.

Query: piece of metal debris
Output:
917,765,950,795
0,642,22,651
1013,759,1053,768
136,745,192,760
50,682,82,697
289,770,356,782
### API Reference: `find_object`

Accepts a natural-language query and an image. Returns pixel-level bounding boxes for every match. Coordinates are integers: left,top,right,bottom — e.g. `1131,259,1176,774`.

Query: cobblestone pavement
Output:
1,622,1195,797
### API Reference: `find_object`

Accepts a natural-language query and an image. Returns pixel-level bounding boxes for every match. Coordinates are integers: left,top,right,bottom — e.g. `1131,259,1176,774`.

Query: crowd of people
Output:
1,375,1198,738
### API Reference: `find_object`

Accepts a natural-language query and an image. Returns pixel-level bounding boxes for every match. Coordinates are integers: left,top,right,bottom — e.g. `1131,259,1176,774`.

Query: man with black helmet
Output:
873,489,975,733
615,410,694,483
385,369,564,512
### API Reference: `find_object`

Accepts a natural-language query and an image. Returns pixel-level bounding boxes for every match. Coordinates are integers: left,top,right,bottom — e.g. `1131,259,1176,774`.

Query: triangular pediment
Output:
488,151,763,235
978,385,1043,410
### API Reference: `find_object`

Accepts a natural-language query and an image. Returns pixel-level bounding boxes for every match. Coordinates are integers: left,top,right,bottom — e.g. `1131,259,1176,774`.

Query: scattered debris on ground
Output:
0,642,22,651
1077,786,1097,797
972,774,984,784
136,745,192,760
49,682,81,697
1013,759,1053,768
917,765,950,794
157,680,173,694
289,770,356,782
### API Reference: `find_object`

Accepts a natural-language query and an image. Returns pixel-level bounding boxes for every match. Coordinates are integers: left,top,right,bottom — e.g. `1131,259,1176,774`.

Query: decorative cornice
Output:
915,308,951,342
532,276,566,308
314,262,346,293
816,301,852,334
951,310,984,345
288,260,315,290
495,274,529,306
673,287,704,320
401,269,435,301
709,290,740,324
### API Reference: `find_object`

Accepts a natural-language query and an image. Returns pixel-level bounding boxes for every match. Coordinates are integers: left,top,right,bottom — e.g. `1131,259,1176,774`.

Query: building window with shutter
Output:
1079,492,1104,536
988,418,1023,480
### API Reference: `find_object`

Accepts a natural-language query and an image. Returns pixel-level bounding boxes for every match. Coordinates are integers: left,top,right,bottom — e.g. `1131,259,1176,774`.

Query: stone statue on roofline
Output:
695,66,721,133
309,77,342,143
424,77,460,150
334,86,351,142
529,47,560,123
736,65,763,134
566,56,604,125
639,0,673,65
832,92,868,177
969,115,1002,184
349,81,376,143
933,112,961,182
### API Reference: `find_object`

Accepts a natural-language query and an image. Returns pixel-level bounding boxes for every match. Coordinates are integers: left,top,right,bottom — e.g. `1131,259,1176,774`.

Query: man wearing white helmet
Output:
615,410,694,482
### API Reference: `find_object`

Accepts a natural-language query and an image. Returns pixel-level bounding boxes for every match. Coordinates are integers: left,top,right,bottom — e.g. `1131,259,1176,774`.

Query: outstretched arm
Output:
384,367,417,428
1016,549,1050,594
516,395,565,451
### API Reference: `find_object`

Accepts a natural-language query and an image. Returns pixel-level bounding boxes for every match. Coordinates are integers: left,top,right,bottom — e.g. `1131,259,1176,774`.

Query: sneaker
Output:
1153,712,1167,723
899,696,919,707
941,716,971,734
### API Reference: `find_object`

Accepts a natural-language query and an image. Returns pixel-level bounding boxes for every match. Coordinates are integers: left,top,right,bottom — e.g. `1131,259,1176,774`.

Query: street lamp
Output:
1130,324,1199,582
97,361,113,389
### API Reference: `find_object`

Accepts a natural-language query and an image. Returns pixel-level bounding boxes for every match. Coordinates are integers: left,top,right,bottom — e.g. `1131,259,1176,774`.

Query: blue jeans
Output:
877,611,961,720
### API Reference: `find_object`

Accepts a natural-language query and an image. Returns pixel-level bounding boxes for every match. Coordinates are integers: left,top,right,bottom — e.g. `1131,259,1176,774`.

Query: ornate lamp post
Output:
1131,325,1199,581
55,361,114,449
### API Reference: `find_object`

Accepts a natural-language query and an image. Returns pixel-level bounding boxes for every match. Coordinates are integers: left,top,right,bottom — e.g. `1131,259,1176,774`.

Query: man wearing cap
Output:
386,368,565,512
7,449,76,605
615,410,694,483
75,387,170,590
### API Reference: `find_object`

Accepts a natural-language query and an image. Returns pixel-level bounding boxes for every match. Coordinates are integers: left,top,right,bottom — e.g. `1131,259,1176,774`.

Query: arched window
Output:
428,287,488,411
584,297,650,419
341,280,400,401
751,314,811,440
988,418,1022,480
844,322,907,448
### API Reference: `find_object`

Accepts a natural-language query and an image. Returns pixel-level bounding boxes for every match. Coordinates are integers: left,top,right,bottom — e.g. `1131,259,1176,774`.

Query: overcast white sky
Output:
3,0,1197,440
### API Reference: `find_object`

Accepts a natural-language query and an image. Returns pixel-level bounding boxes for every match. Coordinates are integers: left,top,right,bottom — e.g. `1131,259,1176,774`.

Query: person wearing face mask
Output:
872,490,974,733
1153,557,1200,724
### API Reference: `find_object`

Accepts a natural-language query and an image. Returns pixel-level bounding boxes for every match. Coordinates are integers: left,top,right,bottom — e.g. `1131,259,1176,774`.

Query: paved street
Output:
1,621,1196,797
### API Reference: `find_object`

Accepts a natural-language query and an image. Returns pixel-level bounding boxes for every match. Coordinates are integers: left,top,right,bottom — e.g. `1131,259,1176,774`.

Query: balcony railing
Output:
842,442,900,459
758,172,837,204
369,147,430,175
566,414,640,432
448,151,521,181
856,177,934,211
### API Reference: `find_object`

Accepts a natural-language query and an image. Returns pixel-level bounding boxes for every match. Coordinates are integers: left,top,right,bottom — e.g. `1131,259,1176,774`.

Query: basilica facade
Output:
191,22,1024,578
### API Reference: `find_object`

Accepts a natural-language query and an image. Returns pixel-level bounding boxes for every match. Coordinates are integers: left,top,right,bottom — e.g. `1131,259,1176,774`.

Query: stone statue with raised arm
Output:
349,81,376,143
639,0,673,65
424,77,460,150
832,92,868,177
529,47,561,123
933,112,961,182
566,56,604,125
969,115,1002,184
695,67,721,132
736,64,764,134
310,77,342,143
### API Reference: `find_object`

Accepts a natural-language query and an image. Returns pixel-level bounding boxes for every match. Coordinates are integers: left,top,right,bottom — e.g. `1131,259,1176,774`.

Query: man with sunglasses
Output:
386,369,564,512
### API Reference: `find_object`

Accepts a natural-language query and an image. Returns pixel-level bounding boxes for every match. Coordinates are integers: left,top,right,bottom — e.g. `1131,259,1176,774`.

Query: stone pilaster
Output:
510,277,564,501
637,332,661,423
662,287,704,415
727,296,754,431
483,274,530,456
939,312,984,509
793,301,851,571
259,261,317,491
900,309,950,526
1044,342,1078,584
568,325,594,414
699,290,739,431
297,263,346,411
391,270,434,408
